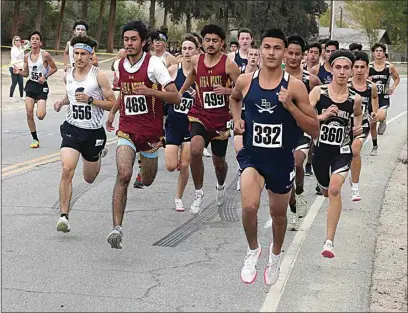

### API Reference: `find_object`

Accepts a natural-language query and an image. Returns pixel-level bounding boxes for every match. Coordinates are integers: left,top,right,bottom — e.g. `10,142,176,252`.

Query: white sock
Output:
195,189,203,195
217,183,225,189
352,182,359,190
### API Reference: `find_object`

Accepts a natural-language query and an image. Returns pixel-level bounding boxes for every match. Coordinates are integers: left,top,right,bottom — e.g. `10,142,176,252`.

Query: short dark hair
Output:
319,38,330,45
230,40,238,47
329,49,356,66
308,42,322,54
238,28,253,39
371,43,387,53
29,31,43,41
183,33,199,48
326,40,339,50
191,32,202,45
287,35,306,52
201,24,226,41
73,20,89,31
261,28,288,47
353,51,369,65
70,35,95,49
349,43,362,51
122,20,148,41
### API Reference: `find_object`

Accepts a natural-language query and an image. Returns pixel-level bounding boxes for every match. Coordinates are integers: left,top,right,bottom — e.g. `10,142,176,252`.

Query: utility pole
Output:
329,0,335,39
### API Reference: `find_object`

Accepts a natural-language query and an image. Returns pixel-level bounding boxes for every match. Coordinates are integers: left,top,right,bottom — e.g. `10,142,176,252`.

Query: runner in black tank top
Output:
310,49,363,259
368,43,400,141
230,29,319,286
348,51,380,202
284,35,322,230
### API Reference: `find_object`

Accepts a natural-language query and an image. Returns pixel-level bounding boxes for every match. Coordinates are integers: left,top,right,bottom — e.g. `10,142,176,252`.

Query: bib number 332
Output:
252,122,283,148
124,95,148,115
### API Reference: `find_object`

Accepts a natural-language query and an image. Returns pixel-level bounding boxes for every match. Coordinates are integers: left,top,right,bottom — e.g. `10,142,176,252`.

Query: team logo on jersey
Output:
254,99,277,114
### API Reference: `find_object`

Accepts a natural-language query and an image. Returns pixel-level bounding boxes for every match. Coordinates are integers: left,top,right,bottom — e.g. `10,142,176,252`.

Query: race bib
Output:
252,122,283,148
124,95,148,115
376,83,385,95
203,91,225,109
174,97,193,114
319,124,344,146
72,104,92,120
30,71,41,82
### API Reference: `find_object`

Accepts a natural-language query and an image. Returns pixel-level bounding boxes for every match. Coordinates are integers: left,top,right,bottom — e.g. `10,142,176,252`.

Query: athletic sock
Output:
295,184,304,195
31,131,39,141
372,139,378,147
61,213,69,220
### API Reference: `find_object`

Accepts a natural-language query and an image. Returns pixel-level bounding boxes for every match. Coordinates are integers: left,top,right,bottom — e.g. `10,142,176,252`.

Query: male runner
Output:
284,35,321,230
227,28,253,73
64,20,98,72
349,43,362,52
231,28,319,285
368,43,400,154
234,46,260,191
230,40,239,53
310,40,339,84
318,38,329,64
179,24,241,214
348,51,379,201
165,34,199,211
310,49,363,258
151,28,178,68
53,35,116,232
16,31,58,148
105,21,181,249
303,42,322,71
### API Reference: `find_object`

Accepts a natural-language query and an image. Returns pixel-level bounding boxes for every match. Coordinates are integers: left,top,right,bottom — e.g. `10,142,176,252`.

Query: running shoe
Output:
240,244,262,284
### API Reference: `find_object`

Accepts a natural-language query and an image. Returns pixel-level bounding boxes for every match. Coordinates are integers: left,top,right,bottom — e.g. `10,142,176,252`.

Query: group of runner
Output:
16,19,400,286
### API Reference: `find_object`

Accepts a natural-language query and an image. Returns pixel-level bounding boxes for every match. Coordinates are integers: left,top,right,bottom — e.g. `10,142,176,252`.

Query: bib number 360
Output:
203,91,225,109
252,122,283,148
319,124,344,146
124,95,148,115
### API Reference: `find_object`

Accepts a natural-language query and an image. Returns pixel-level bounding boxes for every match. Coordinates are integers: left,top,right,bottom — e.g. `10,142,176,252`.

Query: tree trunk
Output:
82,0,89,20
11,0,21,37
95,0,106,51
35,0,43,31
163,6,168,26
107,0,117,53
223,1,229,42
55,0,67,52
149,0,156,28
186,13,192,33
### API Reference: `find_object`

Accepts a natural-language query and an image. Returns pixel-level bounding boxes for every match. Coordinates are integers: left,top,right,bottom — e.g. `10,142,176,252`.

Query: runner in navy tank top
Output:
284,35,321,230
179,24,241,215
309,49,363,259
230,29,319,286
310,40,339,84
227,28,253,73
165,35,199,212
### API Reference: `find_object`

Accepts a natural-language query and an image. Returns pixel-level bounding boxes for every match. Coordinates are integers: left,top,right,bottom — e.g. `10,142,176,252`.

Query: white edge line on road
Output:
260,109,407,312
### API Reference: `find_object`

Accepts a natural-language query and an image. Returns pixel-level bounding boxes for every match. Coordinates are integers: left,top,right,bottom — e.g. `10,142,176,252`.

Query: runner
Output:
227,28,253,73
310,49,363,258
105,21,181,249
165,34,199,211
230,40,239,53
64,20,98,72
303,42,322,72
318,38,329,64
284,35,322,230
348,51,379,201
16,31,58,148
150,28,178,68
234,45,260,191
230,28,319,285
53,35,116,233
368,43,400,154
310,40,339,84
179,24,241,214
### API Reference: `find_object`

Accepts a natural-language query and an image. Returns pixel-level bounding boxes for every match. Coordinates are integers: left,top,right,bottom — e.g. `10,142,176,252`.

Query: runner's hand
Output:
233,119,245,135
106,112,115,132
53,100,64,112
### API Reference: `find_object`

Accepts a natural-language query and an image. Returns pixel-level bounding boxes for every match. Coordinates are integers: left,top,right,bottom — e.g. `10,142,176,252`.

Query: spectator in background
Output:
349,43,363,52
9,35,25,101
230,40,238,53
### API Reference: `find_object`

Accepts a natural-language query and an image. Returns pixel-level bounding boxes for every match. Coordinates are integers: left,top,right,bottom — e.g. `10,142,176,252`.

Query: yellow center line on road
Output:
2,137,118,177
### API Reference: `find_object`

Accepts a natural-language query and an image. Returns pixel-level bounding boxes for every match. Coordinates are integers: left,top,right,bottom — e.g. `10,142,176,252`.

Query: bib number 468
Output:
124,95,148,115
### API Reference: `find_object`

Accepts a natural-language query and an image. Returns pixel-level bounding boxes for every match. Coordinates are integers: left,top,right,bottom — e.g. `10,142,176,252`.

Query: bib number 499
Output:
203,91,225,109
124,95,148,115
252,122,283,148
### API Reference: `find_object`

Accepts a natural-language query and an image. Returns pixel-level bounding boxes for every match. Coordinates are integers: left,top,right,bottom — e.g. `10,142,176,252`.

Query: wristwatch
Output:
87,96,94,105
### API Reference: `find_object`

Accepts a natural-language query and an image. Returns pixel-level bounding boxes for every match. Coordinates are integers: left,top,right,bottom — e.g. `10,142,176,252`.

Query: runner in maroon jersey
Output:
180,24,241,214
105,21,181,249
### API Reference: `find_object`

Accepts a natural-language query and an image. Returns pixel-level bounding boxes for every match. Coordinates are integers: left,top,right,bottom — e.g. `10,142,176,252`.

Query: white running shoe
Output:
175,198,184,212
351,188,361,202
287,210,299,231
378,121,387,135
216,183,226,207
100,148,108,158
322,239,335,258
240,244,262,284
107,226,123,249
370,146,378,156
264,243,281,286
295,193,307,218
190,190,204,214
203,148,211,157
56,216,71,233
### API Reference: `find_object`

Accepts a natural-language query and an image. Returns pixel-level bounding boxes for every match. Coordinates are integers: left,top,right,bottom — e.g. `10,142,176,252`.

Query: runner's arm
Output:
179,55,198,94
63,41,70,71
288,78,320,139
353,94,363,128
371,82,379,113
91,49,99,67
44,52,58,78
309,73,322,90
309,64,319,76
229,75,245,123
19,54,29,77
95,71,116,111
389,63,400,94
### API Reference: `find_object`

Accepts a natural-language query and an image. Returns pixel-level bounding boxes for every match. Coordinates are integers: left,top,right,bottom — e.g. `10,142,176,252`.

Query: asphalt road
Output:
1,72,407,312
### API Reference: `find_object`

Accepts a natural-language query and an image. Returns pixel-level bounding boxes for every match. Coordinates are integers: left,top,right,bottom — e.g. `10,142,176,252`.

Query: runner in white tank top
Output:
53,35,116,234
17,30,58,148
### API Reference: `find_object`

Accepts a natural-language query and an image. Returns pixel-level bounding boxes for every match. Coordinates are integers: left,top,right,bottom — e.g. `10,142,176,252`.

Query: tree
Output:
55,0,67,51
82,0,89,20
149,0,156,28
95,0,106,50
163,6,168,26
107,0,117,52
35,0,44,31
11,0,21,37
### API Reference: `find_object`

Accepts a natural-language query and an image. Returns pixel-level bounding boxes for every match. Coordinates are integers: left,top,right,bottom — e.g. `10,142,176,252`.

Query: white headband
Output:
75,24,87,30
73,43,93,53
330,56,353,66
